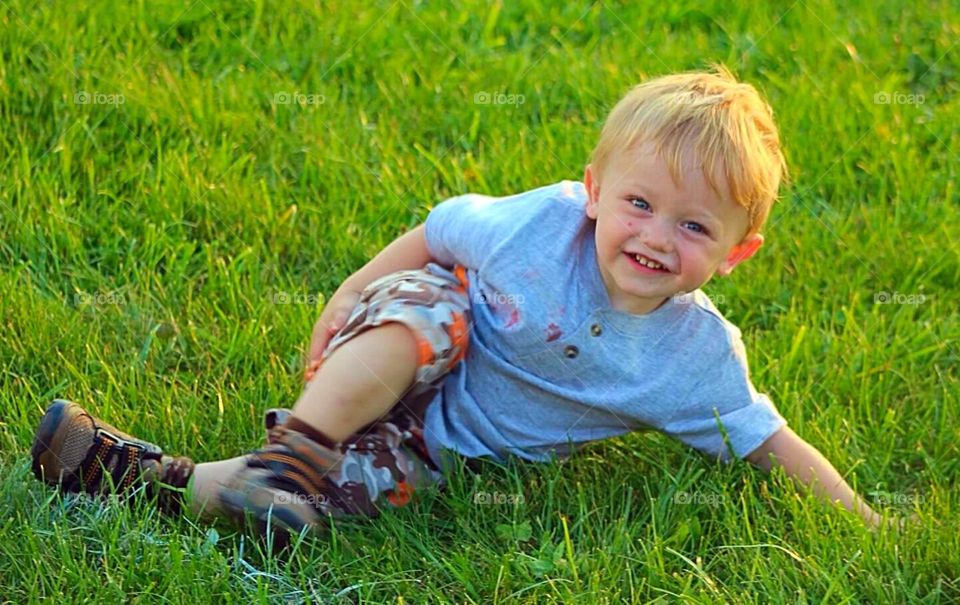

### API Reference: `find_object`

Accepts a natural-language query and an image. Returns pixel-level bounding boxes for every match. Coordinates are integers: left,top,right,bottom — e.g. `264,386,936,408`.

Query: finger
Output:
319,317,346,351
312,337,329,361
308,332,330,363
309,313,344,362
304,359,322,382
332,310,350,332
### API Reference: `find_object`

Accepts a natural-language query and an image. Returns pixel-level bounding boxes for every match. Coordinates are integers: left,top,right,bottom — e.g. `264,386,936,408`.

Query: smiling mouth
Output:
626,251,669,272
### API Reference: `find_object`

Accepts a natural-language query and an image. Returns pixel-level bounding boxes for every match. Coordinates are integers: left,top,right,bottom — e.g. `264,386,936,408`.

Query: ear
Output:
584,164,600,220
716,233,763,276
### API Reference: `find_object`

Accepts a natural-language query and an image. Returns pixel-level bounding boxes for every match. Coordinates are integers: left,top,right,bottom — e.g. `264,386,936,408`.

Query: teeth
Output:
633,253,664,270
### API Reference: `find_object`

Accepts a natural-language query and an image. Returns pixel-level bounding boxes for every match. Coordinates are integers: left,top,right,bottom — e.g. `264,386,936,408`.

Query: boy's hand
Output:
748,429,931,532
305,288,362,381
747,427,885,526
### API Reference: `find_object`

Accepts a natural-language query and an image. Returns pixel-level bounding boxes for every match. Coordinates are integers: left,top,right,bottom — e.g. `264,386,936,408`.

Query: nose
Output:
640,218,673,253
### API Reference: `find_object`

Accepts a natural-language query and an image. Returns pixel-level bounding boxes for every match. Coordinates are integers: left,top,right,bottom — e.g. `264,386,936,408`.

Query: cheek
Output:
598,223,623,255
677,242,712,266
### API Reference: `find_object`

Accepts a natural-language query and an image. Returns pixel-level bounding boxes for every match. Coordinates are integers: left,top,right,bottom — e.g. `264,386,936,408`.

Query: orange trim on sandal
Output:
254,451,327,494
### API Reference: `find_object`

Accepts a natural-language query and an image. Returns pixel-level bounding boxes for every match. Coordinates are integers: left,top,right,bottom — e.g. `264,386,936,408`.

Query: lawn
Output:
1,0,958,602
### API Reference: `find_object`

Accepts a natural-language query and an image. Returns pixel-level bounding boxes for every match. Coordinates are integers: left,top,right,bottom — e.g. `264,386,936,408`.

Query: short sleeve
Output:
424,187,562,270
662,332,786,461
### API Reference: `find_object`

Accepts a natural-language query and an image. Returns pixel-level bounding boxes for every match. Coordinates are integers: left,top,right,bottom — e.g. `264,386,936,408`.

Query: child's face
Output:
584,143,763,315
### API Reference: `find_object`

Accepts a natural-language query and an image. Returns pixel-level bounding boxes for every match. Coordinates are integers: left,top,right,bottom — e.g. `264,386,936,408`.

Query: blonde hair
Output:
590,66,787,235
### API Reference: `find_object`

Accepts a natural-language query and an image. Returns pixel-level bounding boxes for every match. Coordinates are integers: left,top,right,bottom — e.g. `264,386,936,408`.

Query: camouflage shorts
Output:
268,262,471,517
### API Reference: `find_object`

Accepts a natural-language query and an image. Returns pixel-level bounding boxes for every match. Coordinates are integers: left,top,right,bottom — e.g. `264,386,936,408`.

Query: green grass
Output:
1,0,958,602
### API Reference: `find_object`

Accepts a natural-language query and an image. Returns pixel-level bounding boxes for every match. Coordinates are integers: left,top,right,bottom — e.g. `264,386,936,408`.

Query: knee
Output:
379,321,420,348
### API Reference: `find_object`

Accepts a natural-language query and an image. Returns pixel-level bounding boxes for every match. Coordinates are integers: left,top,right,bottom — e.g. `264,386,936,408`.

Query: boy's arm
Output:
307,224,436,364
746,426,883,527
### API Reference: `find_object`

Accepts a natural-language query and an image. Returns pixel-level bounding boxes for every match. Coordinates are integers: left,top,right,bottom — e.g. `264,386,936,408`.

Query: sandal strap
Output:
155,457,196,514
74,428,152,494
247,449,330,499
263,408,292,432
243,425,348,512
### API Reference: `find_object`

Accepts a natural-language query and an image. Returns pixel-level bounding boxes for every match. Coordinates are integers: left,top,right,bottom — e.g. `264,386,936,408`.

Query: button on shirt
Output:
422,181,786,465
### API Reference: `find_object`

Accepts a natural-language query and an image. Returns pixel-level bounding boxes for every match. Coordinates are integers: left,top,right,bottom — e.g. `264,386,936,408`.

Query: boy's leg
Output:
189,456,248,518
32,263,470,535
188,321,420,518
292,322,419,443
34,321,425,519
216,264,471,533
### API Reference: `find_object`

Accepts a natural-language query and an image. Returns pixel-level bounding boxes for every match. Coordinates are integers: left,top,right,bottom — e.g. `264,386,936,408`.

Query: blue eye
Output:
683,222,706,234
629,198,650,211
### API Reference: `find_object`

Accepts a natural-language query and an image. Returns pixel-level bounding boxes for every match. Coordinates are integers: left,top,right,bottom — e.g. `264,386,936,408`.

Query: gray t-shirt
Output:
422,181,786,465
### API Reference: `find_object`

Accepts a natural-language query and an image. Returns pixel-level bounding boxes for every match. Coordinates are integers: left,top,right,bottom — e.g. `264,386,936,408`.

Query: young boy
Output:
31,66,888,536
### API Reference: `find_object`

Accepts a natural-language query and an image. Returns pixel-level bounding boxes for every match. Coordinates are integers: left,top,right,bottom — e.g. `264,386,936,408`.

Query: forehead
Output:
603,142,733,203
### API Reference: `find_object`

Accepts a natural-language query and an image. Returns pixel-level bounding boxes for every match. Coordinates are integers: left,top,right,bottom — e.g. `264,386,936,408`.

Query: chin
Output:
615,280,672,301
